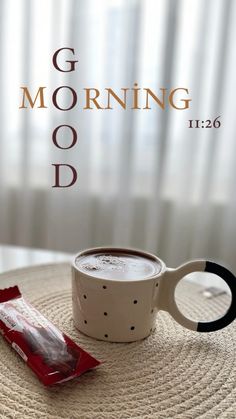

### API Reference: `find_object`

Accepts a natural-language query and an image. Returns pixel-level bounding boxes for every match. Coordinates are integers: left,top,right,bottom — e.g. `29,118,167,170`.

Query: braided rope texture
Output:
0,263,235,419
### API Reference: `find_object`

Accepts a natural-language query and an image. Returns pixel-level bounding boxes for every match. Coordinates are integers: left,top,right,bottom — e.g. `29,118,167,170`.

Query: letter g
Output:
52,48,78,72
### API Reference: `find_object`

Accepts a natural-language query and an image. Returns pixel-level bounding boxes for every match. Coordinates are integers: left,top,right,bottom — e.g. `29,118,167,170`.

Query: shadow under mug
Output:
71,247,236,342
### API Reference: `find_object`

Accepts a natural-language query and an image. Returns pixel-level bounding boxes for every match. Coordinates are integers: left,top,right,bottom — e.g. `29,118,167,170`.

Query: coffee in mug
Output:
76,251,161,280
72,247,236,342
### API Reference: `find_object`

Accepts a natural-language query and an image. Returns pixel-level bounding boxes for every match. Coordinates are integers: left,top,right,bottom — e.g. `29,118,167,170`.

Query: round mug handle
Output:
157,260,236,332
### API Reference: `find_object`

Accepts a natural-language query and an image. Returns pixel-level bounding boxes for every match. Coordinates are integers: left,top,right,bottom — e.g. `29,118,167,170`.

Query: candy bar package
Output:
0,286,100,386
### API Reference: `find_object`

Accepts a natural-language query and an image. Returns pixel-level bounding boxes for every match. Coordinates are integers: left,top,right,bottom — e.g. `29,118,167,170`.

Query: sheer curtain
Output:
0,0,236,272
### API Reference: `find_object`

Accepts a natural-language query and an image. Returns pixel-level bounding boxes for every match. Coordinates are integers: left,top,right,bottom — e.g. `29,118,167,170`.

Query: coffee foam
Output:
75,251,161,280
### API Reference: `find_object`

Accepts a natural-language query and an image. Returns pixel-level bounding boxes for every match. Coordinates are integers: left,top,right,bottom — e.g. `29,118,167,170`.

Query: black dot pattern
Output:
78,289,154,339
156,283,159,287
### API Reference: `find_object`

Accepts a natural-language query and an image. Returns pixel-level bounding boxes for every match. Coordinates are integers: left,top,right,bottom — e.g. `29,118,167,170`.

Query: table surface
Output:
0,244,72,273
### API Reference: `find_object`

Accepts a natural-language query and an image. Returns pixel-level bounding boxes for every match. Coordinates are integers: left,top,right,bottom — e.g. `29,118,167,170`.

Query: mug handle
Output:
157,260,236,332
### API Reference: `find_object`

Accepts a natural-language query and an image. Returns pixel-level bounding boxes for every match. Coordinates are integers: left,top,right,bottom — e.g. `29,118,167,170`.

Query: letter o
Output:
52,125,77,149
52,86,77,111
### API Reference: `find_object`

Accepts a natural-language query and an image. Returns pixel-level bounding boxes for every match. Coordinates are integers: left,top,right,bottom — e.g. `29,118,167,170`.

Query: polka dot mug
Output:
71,247,236,342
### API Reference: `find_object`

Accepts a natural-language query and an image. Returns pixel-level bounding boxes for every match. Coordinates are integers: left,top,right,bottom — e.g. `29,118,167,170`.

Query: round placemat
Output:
0,263,235,419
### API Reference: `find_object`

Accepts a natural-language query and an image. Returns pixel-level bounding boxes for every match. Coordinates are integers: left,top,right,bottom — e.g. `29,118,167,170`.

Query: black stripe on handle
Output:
197,261,236,332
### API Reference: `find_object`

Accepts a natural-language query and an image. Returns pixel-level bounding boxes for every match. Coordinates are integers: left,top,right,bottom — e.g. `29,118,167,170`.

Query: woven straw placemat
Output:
0,263,235,419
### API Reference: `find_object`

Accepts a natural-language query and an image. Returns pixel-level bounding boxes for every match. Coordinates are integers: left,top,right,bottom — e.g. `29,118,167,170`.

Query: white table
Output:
0,245,72,273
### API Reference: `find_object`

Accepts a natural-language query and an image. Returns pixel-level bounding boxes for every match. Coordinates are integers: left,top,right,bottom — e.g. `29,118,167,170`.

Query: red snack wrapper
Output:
0,286,100,385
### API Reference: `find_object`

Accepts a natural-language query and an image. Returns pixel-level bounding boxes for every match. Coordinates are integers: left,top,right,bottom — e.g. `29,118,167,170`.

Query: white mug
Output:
71,247,236,342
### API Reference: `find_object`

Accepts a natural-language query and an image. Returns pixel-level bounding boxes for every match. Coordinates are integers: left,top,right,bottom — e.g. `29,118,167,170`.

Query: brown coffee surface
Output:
76,251,161,280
